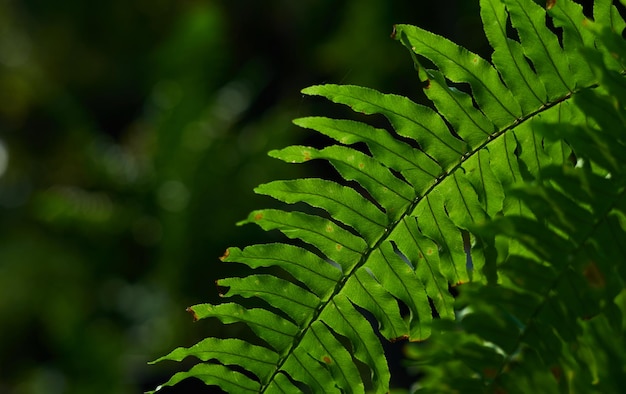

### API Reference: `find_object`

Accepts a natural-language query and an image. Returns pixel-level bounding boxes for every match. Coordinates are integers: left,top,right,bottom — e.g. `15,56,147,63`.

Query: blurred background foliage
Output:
0,0,488,392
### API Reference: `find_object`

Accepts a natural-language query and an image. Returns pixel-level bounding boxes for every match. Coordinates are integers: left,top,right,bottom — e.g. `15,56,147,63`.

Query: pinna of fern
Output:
149,0,626,392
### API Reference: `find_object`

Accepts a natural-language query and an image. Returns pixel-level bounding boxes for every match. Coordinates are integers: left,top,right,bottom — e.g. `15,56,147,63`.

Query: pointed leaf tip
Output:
300,85,319,95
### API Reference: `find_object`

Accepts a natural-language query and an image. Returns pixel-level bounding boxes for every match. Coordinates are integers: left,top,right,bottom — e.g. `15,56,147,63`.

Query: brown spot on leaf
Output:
219,248,230,261
550,365,562,381
254,213,264,221
389,334,409,343
336,244,343,251
323,356,332,364
583,261,605,288
483,367,498,379
358,163,365,169
546,0,556,9
303,150,312,161
186,307,199,322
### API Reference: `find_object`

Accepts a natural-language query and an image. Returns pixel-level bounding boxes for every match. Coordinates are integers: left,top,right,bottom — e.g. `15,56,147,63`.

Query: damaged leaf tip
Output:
219,248,230,261
186,307,199,322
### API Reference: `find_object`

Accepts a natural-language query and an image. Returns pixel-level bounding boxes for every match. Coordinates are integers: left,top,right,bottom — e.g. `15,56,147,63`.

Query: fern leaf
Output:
320,296,391,393
189,303,299,354
481,0,549,113
151,338,279,383
366,241,433,339
151,0,625,392
395,23,522,127
222,244,342,299
548,0,596,84
270,145,416,219
299,85,466,170
242,209,367,270
503,0,575,96
293,117,441,189
148,364,262,393
218,275,321,326
255,179,390,245
408,68,496,149
594,0,626,34
303,320,366,393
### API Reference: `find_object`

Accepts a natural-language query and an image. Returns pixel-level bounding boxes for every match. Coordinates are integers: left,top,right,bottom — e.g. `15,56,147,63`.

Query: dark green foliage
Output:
152,0,626,392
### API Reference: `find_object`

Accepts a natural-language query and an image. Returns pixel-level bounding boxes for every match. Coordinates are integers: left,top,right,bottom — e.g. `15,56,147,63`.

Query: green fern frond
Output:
406,21,626,393
150,0,626,392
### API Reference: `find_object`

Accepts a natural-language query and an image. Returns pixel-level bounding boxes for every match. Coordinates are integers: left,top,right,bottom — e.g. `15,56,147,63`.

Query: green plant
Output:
150,0,626,392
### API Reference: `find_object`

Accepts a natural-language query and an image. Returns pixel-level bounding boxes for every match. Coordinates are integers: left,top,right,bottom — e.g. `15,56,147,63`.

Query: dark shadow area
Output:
0,1,490,392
